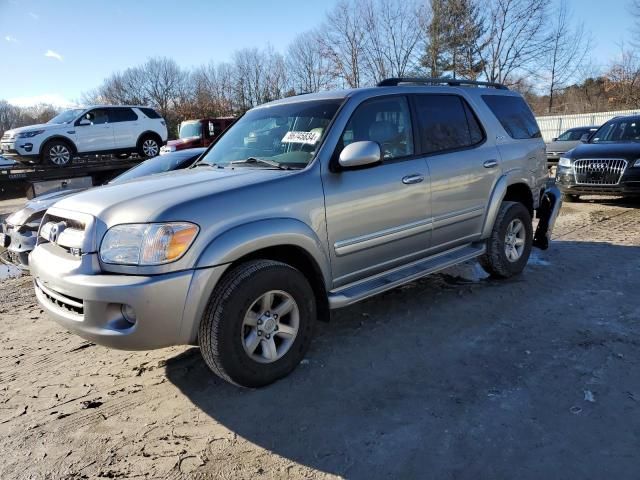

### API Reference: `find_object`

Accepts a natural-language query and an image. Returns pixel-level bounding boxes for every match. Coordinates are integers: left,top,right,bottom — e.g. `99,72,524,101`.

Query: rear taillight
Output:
161,120,166,126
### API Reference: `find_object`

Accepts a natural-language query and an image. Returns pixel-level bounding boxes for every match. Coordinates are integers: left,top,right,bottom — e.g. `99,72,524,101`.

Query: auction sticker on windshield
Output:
281,131,321,145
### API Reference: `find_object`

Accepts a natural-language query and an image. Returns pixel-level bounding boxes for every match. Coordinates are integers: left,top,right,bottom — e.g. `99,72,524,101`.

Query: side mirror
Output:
338,141,381,168
79,118,91,126
551,137,557,142
580,133,590,143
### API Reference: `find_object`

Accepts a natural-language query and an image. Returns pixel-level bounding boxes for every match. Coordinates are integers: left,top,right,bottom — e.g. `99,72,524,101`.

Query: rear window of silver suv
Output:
482,95,541,140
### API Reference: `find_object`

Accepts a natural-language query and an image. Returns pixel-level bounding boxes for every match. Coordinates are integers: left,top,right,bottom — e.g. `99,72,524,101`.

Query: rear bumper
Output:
30,244,228,350
533,184,562,250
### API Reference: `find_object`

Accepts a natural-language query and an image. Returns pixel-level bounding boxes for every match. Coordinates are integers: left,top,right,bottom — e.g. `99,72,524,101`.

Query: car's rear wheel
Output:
138,135,160,158
199,260,316,388
479,201,533,278
41,140,73,167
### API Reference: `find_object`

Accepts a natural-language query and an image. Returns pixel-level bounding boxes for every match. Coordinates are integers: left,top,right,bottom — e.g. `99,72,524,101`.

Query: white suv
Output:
0,106,168,166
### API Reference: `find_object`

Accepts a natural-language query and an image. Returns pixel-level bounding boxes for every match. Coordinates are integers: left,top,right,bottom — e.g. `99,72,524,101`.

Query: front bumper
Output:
1,141,37,160
30,243,228,350
546,152,564,165
1,222,37,268
556,167,640,196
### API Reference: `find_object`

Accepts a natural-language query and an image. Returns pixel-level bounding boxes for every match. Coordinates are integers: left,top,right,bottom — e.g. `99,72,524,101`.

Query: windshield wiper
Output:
192,162,224,169
230,157,290,170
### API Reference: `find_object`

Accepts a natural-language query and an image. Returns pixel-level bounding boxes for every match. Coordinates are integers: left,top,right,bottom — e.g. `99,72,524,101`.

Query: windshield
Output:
198,99,343,168
179,121,202,139
109,151,200,184
47,109,84,124
591,118,640,143
557,129,587,141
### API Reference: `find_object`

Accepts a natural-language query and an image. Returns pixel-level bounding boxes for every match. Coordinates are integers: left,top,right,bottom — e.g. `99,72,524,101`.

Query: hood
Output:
545,140,581,153
567,142,640,161
166,136,201,149
52,166,294,225
25,188,88,212
4,123,58,136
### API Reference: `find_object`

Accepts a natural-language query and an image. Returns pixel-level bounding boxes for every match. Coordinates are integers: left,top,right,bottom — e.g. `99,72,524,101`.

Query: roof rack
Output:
377,77,509,90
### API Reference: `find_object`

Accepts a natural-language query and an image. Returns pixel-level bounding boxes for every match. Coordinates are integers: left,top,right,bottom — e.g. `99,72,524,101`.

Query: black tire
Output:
562,193,580,202
40,139,74,167
199,260,316,388
137,135,160,158
479,201,533,279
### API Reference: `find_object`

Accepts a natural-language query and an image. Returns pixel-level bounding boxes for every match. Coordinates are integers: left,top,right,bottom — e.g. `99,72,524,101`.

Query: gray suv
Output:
30,78,561,387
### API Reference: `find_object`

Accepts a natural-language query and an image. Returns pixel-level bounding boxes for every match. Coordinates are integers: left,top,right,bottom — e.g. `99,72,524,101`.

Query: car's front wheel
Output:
199,260,316,387
41,140,73,166
479,201,533,278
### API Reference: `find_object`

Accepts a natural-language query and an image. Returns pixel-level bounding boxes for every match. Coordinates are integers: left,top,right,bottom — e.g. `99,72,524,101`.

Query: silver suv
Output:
30,78,561,387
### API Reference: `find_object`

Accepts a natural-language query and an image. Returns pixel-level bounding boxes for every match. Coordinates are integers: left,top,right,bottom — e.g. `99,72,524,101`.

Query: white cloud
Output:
7,94,76,108
44,49,63,61
4,35,18,43
29,12,39,20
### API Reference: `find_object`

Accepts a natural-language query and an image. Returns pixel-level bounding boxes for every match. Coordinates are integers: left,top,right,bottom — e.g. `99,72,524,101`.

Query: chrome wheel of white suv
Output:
142,139,159,157
44,141,72,166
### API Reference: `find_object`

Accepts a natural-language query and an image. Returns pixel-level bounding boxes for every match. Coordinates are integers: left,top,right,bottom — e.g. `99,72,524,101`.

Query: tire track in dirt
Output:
0,340,94,383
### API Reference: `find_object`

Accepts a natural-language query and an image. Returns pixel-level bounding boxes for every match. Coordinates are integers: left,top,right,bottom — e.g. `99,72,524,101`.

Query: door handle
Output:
483,159,498,168
402,174,424,185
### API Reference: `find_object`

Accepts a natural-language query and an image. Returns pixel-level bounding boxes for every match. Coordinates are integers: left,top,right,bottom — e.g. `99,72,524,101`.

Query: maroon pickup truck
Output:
160,117,235,154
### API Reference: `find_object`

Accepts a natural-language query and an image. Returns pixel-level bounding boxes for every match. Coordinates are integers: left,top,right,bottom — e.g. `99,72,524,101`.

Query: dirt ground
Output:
0,195,639,480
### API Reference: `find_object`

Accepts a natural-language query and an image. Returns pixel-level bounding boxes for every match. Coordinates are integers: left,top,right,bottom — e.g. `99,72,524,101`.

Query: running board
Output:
328,243,486,309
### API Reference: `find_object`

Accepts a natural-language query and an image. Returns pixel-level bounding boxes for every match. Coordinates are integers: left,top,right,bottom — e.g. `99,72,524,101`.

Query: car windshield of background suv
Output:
198,99,343,169
46,108,84,124
557,129,586,141
591,118,640,143
179,122,202,139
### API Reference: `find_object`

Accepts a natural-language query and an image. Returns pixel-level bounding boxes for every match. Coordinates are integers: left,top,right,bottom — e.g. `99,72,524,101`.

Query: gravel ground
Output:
0,196,639,479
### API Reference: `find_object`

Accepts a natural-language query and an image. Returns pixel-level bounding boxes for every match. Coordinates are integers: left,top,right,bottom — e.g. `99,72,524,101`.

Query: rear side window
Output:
139,107,162,119
413,94,485,154
109,108,138,122
482,95,541,139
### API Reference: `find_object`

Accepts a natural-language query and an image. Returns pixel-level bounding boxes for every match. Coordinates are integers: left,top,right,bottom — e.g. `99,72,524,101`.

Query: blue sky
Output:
0,0,635,107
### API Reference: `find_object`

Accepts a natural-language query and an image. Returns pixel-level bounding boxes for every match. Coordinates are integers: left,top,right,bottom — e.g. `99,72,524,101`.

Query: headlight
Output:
634,159,640,167
100,222,199,265
558,157,572,168
17,130,45,138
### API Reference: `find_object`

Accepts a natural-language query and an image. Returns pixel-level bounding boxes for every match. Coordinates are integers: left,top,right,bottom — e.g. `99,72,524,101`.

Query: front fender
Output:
194,218,332,287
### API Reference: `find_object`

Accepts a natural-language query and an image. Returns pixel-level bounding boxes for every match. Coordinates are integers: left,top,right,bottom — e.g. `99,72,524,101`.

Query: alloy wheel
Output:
142,139,159,157
241,290,300,364
49,145,71,165
504,218,526,262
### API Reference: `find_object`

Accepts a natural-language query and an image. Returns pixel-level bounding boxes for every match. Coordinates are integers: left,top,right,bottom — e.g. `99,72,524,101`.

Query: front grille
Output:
1,133,12,141
573,159,627,185
39,213,86,252
36,280,84,316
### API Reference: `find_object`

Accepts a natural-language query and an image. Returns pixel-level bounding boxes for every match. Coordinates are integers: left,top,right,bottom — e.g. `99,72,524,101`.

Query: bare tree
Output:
319,0,368,88
287,30,335,93
606,46,640,109
361,0,425,83
479,0,552,85
544,0,590,113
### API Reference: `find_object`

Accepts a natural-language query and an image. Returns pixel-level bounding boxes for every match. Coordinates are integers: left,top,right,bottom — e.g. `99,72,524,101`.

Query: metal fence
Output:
535,109,640,142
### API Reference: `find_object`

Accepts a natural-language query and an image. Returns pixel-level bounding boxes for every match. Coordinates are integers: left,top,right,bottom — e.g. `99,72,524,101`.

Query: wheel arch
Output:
481,175,534,239
39,135,78,156
136,130,163,147
194,218,332,322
